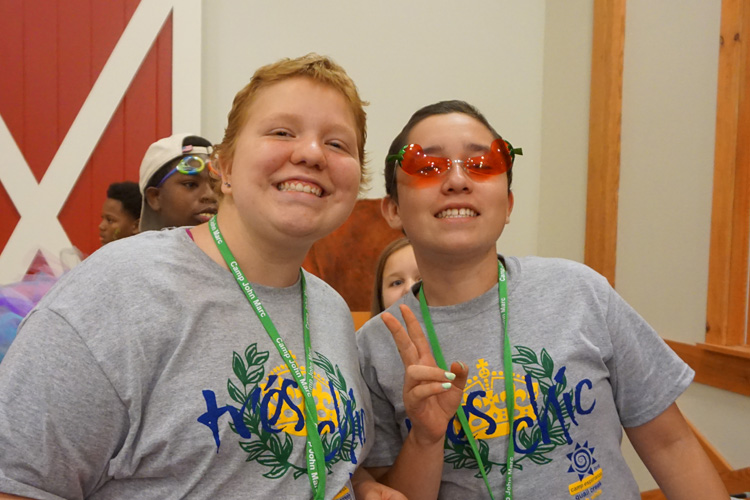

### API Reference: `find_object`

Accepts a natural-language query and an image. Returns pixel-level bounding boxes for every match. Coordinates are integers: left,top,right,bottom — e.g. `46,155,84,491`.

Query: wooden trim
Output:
721,466,750,496
665,340,750,396
699,342,750,360
584,0,627,287
706,0,750,346
640,489,666,500
733,0,750,347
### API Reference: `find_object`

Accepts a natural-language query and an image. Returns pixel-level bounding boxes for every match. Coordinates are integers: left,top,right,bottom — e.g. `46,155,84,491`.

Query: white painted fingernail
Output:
444,372,456,381
441,382,452,390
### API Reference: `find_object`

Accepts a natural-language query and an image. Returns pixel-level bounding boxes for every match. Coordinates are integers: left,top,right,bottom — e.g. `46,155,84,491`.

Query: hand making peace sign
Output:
380,304,470,446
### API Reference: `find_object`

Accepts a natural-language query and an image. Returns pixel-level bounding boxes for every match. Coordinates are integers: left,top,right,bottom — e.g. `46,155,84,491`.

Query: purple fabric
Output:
0,272,58,363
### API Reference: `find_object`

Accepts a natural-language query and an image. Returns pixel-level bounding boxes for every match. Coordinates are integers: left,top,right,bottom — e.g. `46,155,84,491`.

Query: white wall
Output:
201,0,545,258
538,1,591,262
618,0,721,345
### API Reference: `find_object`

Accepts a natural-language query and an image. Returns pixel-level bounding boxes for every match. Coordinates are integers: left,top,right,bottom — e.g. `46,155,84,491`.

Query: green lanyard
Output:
209,216,326,500
418,260,514,500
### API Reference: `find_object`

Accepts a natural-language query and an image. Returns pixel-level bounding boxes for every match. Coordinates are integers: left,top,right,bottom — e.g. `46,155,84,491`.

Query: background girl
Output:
370,238,420,317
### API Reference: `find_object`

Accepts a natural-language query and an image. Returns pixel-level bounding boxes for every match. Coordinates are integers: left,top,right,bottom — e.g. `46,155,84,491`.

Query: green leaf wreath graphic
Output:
313,351,362,472
512,346,572,467
225,344,361,480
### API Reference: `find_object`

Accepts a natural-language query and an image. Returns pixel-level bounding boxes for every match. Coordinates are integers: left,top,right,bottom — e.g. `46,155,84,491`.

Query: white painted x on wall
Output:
0,0,201,284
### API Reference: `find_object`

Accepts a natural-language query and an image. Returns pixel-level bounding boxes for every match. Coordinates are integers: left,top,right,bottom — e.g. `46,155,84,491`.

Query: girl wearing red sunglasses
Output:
357,100,727,500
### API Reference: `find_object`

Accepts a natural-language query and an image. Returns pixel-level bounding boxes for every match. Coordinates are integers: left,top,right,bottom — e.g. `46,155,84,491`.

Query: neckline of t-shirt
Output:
176,227,304,298
401,255,522,323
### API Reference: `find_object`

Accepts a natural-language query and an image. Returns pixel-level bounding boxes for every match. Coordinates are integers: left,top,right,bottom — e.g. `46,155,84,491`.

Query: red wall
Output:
0,0,172,260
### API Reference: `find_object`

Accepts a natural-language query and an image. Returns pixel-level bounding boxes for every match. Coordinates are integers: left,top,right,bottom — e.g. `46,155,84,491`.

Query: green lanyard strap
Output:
209,216,326,499
418,260,514,500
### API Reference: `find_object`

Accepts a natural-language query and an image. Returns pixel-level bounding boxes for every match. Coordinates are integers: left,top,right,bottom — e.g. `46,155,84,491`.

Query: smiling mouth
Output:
277,181,323,197
436,208,478,219
195,209,217,222
194,214,212,222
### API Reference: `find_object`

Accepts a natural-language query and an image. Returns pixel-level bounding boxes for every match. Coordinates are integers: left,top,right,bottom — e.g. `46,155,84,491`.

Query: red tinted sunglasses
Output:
388,138,522,184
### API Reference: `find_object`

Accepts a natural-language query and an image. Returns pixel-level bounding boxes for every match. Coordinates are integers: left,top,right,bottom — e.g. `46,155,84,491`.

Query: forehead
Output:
102,198,126,213
384,245,417,272
102,198,133,219
161,167,212,189
246,77,356,129
407,113,495,152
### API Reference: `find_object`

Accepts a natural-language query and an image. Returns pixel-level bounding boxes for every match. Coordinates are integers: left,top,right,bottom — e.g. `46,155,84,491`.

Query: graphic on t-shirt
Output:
197,343,367,481
567,441,602,498
440,346,598,492
332,482,355,500
567,441,597,480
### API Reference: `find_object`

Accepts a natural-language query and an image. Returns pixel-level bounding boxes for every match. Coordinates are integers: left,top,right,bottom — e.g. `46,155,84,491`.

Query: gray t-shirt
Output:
357,256,693,499
0,229,372,500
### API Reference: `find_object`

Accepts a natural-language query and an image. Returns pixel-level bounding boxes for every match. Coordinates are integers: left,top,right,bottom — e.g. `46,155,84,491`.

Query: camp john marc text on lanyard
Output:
418,260,514,500
209,216,327,500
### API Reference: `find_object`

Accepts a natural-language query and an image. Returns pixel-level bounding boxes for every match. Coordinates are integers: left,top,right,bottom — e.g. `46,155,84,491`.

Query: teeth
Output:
277,181,323,197
436,208,478,219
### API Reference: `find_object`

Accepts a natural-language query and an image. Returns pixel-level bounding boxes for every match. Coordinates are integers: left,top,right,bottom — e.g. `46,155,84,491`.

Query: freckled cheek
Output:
236,159,275,179
334,162,363,192
235,145,289,175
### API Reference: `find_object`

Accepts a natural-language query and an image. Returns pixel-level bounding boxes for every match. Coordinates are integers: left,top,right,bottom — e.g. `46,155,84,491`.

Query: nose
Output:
290,137,327,170
98,219,107,231
441,160,472,194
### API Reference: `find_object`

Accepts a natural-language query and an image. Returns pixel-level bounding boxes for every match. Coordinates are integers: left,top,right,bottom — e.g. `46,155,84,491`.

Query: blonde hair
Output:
213,53,369,196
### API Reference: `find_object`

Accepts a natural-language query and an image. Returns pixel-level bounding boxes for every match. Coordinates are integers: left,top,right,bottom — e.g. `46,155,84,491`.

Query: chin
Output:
282,211,348,239
282,224,329,242
430,236,495,255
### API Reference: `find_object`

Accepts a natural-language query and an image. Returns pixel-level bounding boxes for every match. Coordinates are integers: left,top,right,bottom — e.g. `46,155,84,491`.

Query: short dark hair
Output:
107,181,142,219
384,100,512,202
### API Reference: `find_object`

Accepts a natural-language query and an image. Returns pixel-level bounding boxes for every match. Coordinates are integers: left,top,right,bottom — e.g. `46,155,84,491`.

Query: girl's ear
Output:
381,196,403,231
218,154,233,195
145,186,161,212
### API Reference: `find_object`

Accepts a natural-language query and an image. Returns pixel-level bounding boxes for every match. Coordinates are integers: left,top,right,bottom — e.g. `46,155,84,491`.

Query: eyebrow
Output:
262,112,356,136
422,142,489,156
